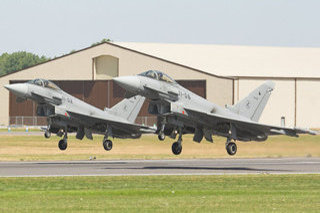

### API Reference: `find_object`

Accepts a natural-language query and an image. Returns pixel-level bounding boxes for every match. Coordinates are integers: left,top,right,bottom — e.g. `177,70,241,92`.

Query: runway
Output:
0,157,319,177
0,131,44,136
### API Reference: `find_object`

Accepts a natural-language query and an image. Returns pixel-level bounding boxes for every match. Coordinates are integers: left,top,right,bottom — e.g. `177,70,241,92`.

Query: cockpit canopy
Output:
138,70,176,84
27,79,60,90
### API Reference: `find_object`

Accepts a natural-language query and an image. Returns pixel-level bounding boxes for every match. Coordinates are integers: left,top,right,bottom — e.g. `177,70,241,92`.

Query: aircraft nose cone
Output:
114,76,141,92
4,83,28,97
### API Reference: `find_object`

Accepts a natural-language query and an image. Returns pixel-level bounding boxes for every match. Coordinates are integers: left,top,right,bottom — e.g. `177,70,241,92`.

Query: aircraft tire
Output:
226,142,237,156
172,142,182,155
58,139,67,151
103,139,113,151
44,131,51,139
158,133,165,141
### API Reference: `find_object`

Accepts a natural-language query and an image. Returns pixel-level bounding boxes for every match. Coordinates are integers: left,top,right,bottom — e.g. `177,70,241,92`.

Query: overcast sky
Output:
0,0,319,57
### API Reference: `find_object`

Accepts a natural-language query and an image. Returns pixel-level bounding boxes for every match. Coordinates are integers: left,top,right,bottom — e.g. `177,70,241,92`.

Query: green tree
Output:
91,38,113,47
69,49,77,54
0,51,49,76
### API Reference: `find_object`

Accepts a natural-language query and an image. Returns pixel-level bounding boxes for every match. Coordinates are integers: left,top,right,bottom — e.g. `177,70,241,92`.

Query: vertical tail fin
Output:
109,95,145,123
229,81,275,122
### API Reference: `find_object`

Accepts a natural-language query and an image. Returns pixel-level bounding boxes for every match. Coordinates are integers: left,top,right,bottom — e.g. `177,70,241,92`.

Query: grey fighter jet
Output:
114,70,316,156
4,79,154,151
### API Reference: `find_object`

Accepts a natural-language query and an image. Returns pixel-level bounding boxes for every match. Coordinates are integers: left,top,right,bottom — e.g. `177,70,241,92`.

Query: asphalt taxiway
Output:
0,131,43,136
0,157,319,177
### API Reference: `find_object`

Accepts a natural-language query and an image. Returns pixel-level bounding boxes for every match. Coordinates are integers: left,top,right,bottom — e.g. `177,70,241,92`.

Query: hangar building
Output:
0,42,319,128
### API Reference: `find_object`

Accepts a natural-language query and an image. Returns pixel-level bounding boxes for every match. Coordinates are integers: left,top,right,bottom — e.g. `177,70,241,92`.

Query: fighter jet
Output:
114,70,316,156
4,79,154,151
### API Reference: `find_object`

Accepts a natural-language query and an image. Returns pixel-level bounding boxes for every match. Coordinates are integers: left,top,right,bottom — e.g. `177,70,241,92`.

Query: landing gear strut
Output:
158,123,166,141
58,130,68,151
226,138,237,156
171,128,183,155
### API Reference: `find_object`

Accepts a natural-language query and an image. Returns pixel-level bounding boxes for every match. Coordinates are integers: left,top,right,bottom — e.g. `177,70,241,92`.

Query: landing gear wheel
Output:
44,130,51,139
172,142,182,155
103,139,113,151
158,133,165,141
58,139,67,151
226,142,237,156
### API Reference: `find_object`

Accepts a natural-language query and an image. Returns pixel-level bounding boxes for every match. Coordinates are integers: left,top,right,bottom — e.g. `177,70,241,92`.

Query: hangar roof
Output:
116,42,320,78
2,42,319,79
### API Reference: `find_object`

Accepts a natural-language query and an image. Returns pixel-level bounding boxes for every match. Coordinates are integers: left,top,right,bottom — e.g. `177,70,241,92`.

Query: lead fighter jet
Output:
4,79,154,151
114,70,316,156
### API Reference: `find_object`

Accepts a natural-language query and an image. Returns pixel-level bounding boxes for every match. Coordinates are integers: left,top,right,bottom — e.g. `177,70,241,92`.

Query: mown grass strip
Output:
0,175,319,212
0,134,320,161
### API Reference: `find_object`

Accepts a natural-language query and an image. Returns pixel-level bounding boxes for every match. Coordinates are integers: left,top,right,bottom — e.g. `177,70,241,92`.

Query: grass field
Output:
0,134,319,161
0,175,319,212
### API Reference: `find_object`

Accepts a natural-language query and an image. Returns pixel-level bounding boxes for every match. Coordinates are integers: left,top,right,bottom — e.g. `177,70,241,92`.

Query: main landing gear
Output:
171,128,183,155
58,130,68,151
44,130,51,139
158,123,166,141
103,137,113,151
158,132,165,141
226,138,237,156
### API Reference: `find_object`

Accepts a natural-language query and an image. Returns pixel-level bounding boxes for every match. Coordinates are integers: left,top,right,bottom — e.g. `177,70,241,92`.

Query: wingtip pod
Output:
270,127,318,137
295,127,318,135
305,128,317,135
309,130,318,135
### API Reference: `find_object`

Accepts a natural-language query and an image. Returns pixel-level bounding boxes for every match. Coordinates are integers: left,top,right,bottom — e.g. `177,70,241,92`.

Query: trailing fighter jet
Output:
4,79,154,151
114,70,316,156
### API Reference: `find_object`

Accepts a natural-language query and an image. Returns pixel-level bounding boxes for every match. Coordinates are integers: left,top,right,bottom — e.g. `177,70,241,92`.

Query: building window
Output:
94,55,119,79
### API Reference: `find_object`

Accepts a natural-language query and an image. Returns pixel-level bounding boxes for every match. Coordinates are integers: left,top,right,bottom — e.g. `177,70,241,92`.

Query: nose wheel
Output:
226,139,237,156
103,139,113,151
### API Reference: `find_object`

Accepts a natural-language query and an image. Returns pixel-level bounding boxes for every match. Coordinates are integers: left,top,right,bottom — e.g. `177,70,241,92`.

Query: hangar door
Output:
9,79,206,126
